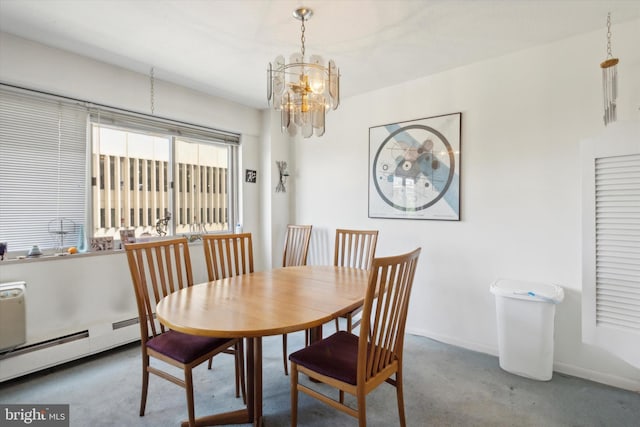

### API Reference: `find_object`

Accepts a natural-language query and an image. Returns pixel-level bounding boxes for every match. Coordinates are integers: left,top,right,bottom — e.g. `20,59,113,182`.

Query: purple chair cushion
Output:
289,331,359,385
147,330,233,364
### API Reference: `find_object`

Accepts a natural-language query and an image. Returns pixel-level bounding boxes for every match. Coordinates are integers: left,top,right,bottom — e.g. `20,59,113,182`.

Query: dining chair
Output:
202,232,254,281
289,247,422,427
334,228,379,333
201,232,253,394
124,237,245,427
281,225,313,375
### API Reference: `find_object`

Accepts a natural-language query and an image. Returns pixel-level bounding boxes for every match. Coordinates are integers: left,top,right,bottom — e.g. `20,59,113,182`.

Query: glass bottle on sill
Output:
77,224,88,253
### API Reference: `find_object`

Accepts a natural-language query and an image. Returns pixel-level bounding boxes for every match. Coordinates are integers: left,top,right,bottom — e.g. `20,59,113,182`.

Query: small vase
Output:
77,224,88,253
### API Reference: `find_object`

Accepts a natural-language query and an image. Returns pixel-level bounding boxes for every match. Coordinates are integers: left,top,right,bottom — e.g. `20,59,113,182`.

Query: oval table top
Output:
156,265,369,338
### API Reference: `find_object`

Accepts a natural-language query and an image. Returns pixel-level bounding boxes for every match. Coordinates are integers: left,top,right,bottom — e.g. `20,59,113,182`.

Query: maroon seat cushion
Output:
147,330,233,364
289,331,359,385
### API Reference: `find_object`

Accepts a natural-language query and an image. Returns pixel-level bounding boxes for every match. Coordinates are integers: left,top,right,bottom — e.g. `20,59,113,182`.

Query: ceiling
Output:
1,0,639,110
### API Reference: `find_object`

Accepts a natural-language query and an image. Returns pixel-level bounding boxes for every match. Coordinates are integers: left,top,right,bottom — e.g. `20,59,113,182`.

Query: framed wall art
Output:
369,112,461,220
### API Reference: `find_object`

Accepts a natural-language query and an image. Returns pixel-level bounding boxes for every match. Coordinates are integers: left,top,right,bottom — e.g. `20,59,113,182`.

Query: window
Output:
92,125,235,239
0,85,240,252
92,125,171,236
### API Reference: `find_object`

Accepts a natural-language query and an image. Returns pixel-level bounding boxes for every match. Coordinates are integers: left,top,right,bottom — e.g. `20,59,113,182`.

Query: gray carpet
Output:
1,327,639,426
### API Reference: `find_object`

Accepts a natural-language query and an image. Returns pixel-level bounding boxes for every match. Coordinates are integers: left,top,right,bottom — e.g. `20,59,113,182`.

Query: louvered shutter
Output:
582,121,640,369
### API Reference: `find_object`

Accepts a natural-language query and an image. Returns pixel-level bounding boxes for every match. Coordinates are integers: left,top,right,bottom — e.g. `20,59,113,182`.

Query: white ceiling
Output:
1,0,639,109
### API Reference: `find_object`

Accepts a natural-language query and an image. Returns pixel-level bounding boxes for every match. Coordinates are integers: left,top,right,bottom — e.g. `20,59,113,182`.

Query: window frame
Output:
89,110,241,242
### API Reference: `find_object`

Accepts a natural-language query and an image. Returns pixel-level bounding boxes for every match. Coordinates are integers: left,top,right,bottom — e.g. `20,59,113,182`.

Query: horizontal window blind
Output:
0,89,87,251
594,154,640,332
90,110,240,145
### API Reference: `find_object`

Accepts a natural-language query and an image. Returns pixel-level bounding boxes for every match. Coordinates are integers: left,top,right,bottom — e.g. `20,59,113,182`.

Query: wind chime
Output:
600,12,619,126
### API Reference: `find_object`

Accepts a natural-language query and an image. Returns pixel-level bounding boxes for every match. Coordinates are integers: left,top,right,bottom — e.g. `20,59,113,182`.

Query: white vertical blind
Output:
0,89,87,251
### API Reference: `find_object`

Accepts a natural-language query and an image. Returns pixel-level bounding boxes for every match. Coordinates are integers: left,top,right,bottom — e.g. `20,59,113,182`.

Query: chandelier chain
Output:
606,12,612,58
300,18,306,57
150,66,155,115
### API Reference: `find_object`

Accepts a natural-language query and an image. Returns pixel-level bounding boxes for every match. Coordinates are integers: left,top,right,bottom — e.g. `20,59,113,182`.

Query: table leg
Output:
307,326,324,384
253,337,263,426
177,340,255,427
246,337,255,422
308,325,323,343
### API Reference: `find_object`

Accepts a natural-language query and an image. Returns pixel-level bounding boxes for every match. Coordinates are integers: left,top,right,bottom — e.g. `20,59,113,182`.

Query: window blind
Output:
0,88,87,251
89,109,240,145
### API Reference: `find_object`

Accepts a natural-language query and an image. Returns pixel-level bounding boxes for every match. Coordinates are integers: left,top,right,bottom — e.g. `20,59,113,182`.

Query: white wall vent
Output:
582,121,640,368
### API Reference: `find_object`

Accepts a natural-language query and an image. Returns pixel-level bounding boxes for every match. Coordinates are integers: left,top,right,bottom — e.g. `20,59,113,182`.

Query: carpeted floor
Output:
1,328,638,426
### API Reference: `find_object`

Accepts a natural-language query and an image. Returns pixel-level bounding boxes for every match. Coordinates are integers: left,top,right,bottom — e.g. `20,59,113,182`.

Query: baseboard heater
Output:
112,317,140,330
1,330,89,359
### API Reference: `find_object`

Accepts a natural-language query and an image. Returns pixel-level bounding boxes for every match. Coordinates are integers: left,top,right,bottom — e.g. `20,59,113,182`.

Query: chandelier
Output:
267,7,340,138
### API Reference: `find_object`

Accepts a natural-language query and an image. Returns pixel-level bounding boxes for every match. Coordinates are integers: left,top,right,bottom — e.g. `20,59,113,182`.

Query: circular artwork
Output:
372,124,455,212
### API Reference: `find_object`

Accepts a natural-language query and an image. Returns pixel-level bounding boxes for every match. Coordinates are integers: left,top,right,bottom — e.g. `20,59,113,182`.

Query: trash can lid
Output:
490,279,564,304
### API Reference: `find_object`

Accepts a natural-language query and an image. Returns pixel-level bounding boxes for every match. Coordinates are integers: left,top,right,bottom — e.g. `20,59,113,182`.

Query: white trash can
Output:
490,279,564,381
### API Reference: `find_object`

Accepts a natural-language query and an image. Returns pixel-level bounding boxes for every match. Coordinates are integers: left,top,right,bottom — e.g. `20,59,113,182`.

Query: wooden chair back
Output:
334,229,378,270
358,247,421,383
125,237,193,342
282,225,313,267
202,232,254,281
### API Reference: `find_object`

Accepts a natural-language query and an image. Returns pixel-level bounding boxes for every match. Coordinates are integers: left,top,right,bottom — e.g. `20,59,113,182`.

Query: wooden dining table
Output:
155,265,370,427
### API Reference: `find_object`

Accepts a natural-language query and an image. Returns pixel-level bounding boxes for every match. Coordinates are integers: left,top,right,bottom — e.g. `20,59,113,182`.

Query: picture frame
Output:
369,113,461,220
119,229,136,245
90,236,114,251
245,169,257,183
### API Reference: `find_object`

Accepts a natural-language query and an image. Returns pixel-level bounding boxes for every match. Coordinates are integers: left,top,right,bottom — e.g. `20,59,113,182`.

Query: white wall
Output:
292,20,640,391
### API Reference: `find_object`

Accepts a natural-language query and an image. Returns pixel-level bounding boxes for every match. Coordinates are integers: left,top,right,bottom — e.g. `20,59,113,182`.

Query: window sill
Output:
1,249,124,264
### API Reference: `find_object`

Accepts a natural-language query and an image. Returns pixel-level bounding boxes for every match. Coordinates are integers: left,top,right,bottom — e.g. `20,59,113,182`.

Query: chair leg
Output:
347,313,353,333
207,357,213,370
140,354,150,416
234,341,247,404
395,370,406,427
282,334,289,375
335,317,340,332
357,388,367,427
184,367,196,427
290,362,299,426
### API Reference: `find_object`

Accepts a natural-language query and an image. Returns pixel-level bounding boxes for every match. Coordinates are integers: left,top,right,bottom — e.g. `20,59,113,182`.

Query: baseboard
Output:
406,326,498,357
405,327,640,393
553,361,640,393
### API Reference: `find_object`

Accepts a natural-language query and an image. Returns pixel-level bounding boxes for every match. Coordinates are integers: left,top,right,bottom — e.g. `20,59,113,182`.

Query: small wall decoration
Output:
119,229,136,245
276,161,289,193
245,169,257,183
369,113,461,220
90,236,114,251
